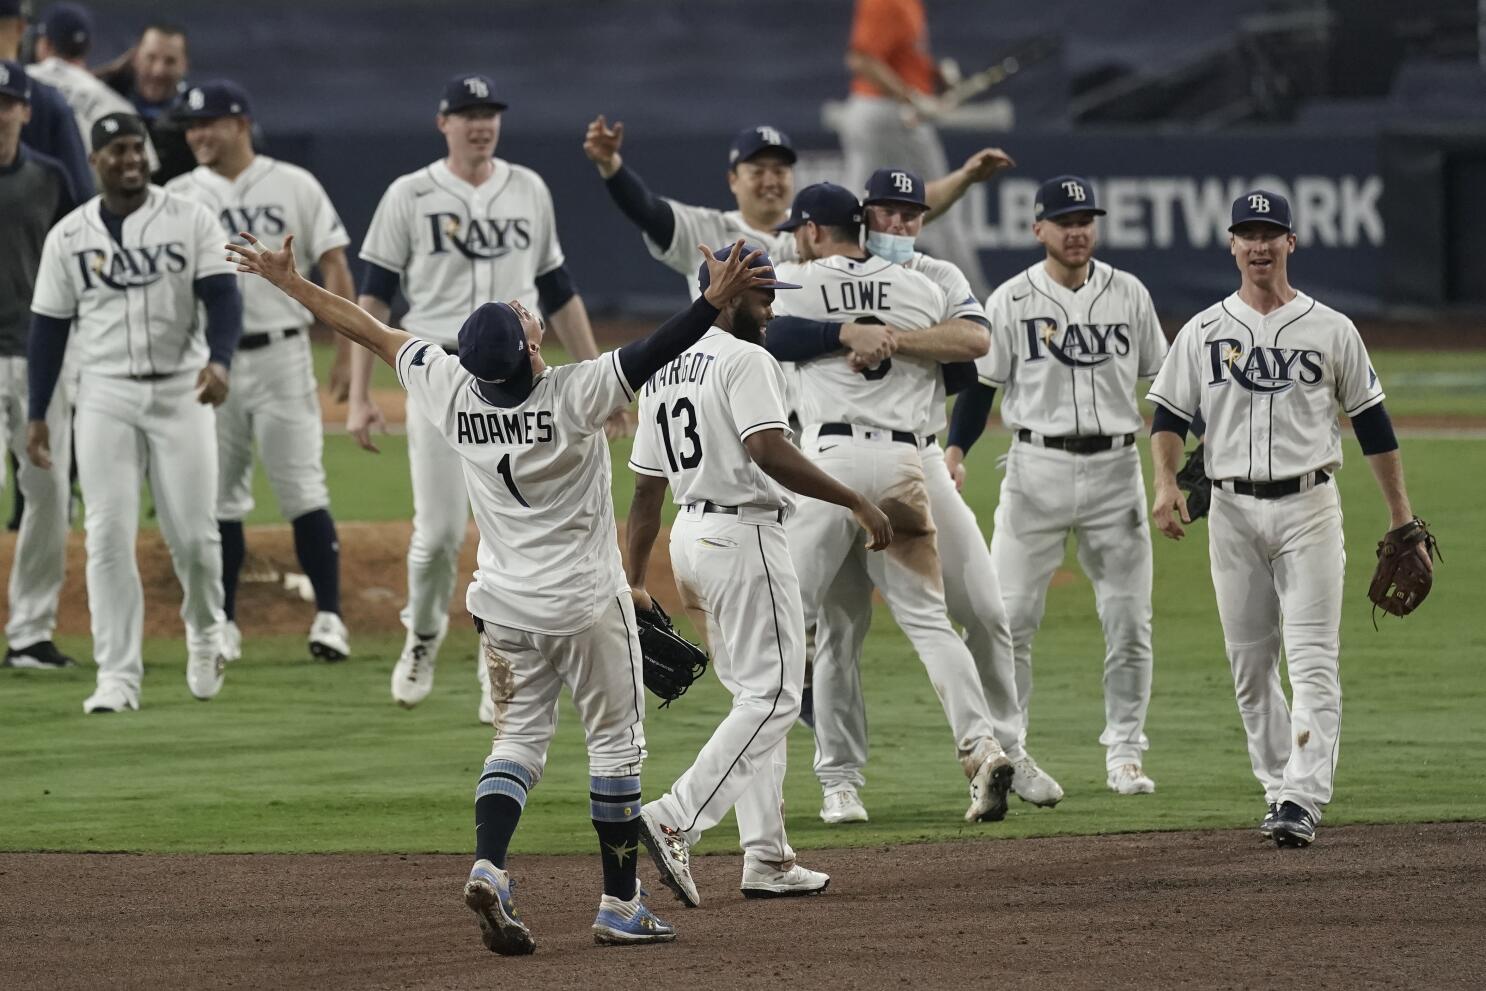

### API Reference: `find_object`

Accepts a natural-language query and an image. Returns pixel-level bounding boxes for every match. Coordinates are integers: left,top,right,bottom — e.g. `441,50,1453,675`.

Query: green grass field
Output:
0,346,1482,855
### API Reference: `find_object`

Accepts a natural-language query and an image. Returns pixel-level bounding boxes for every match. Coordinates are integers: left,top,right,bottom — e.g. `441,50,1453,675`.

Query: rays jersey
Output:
629,328,793,511
645,202,794,300
362,159,565,346
772,254,950,436
167,157,349,332
27,57,160,172
396,339,634,635
907,251,984,434
1148,291,1382,482
979,260,1166,437
30,187,234,377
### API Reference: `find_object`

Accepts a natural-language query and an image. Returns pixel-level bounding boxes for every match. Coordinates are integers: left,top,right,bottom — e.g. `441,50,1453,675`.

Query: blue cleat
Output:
463,860,535,955
592,888,677,946
1270,801,1318,848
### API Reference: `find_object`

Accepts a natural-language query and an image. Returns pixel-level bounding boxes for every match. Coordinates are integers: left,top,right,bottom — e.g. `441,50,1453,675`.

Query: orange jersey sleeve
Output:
849,0,937,98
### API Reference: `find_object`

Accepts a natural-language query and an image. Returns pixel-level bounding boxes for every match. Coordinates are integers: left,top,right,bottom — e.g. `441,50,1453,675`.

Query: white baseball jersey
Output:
646,202,794,299
629,327,793,510
906,251,984,435
1148,290,1382,481
30,187,234,377
362,159,564,346
979,260,1167,437
395,339,633,635
772,254,950,436
167,157,350,333
26,57,161,172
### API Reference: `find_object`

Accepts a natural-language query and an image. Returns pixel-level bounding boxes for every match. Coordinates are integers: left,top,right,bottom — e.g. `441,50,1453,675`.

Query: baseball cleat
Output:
1259,802,1281,838
966,751,1015,822
1107,763,1156,796
4,640,77,670
591,887,677,945
220,621,242,663
391,625,446,708
1270,801,1317,848
186,650,227,700
819,787,869,824
464,860,535,955
82,684,139,714
1011,754,1064,808
307,611,349,662
638,806,700,907
740,856,830,899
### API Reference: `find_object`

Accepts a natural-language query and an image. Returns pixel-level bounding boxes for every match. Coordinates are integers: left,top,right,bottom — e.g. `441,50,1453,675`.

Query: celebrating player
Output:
625,242,891,906
27,112,242,713
1148,190,1431,848
230,230,779,951
169,80,353,663
353,73,621,723
946,175,1168,796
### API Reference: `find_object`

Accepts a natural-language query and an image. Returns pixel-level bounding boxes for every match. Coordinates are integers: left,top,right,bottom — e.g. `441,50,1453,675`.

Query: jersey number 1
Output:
656,398,703,472
496,453,530,508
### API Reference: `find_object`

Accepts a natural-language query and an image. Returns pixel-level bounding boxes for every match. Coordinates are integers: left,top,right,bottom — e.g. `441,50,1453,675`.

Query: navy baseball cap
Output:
1035,175,1106,221
774,182,863,232
696,242,801,294
175,80,252,120
863,167,928,209
1229,189,1293,232
439,74,507,114
728,125,796,167
458,302,534,404
90,112,148,153
0,59,30,103
39,4,94,59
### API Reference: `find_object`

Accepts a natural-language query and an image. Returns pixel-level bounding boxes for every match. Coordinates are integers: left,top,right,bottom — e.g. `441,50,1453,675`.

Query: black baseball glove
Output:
635,599,708,707
1175,442,1212,521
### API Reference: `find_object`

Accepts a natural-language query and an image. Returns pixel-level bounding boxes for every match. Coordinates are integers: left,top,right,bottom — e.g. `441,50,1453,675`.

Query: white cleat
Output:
1107,763,1156,795
391,626,446,708
966,749,1015,822
82,684,139,714
220,622,242,663
308,611,350,662
637,805,700,907
186,651,227,700
819,787,869,824
1012,754,1065,807
740,856,830,899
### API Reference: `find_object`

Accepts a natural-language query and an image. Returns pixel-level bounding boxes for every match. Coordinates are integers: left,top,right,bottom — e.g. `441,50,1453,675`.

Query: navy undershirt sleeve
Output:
617,296,721,390
358,261,401,305
535,264,577,315
762,317,843,361
946,381,997,453
1151,405,1191,440
604,164,677,249
1350,402,1398,455
942,361,977,396
194,273,244,368
1190,409,1207,438
26,314,72,421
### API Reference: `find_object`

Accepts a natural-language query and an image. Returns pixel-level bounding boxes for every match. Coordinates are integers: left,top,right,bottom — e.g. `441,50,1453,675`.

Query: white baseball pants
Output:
990,440,1154,769
1,356,71,650
74,371,224,700
402,406,470,636
648,505,805,862
1209,483,1344,820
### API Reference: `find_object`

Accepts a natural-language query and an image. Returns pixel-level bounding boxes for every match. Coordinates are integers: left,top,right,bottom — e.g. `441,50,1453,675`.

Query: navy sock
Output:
219,520,245,621
291,508,340,614
476,759,534,867
591,775,643,898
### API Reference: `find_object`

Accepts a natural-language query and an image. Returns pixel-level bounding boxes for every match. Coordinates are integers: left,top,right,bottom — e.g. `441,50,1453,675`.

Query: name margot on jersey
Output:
641,351,716,397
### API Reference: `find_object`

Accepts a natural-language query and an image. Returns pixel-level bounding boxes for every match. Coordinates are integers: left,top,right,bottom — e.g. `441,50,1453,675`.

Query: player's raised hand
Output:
583,115,625,178
1151,479,1190,540
196,362,230,407
961,147,1016,183
852,497,894,551
25,421,52,471
347,397,388,455
226,232,299,291
698,239,773,307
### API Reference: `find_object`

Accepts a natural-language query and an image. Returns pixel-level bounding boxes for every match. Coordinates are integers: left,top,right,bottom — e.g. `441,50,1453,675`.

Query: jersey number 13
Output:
656,398,703,472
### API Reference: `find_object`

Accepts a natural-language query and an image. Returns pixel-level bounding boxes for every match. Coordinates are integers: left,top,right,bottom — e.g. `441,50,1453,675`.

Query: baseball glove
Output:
1175,442,1212,520
1367,517,1440,621
636,599,708,707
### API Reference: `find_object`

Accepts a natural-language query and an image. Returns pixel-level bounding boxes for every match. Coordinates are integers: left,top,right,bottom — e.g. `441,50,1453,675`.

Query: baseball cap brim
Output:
1038,205,1107,220
1227,217,1291,232
756,279,801,289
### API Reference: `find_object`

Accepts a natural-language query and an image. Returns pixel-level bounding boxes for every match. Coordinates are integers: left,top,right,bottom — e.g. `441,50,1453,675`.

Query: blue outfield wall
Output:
269,127,1383,320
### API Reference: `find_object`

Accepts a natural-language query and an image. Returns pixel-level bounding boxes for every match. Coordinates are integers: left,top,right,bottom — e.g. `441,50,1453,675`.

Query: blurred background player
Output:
354,73,617,722
0,0,89,194
168,80,352,663
840,0,988,298
946,175,1167,796
0,57,78,670
95,21,192,182
26,112,241,712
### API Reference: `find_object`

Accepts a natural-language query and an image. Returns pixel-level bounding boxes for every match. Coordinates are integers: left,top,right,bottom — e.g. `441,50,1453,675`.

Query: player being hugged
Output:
230,231,777,951
1147,190,1434,849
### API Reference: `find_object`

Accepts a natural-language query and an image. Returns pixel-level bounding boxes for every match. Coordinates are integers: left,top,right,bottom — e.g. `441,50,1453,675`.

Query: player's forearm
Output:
1150,429,1185,484
747,431,865,511
624,479,668,589
1365,449,1415,527
350,297,391,398
25,313,71,421
923,171,973,223
890,319,990,361
546,293,599,361
319,250,357,302
847,51,916,104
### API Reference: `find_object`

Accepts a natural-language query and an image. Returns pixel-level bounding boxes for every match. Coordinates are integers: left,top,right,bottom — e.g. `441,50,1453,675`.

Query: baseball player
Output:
581,116,1013,299
231,230,779,951
0,1,90,196
1,58,78,671
944,175,1167,795
26,111,241,713
764,167,1063,814
168,80,352,663
1148,190,1428,848
768,181,1014,823
352,73,620,723
625,243,891,906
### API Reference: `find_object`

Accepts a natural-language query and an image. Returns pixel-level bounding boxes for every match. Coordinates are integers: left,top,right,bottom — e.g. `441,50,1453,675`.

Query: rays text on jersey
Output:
1206,339,1323,394
456,409,554,445
218,205,286,239
73,244,189,291
1023,318,1131,368
426,212,532,260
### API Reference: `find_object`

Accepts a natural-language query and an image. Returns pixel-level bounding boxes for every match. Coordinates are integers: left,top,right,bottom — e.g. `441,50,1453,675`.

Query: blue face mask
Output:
866,229,916,264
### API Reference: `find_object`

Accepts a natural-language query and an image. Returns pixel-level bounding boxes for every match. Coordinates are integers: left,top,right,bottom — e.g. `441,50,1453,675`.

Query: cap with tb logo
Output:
457,301,532,405
0,59,30,103
1228,189,1293,232
1035,175,1106,221
728,125,796,166
863,167,927,209
174,80,253,120
439,74,508,114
